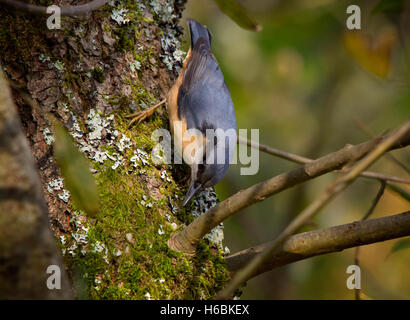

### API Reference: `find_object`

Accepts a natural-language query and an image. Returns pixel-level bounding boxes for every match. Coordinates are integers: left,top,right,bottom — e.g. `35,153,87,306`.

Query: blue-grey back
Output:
178,20,237,186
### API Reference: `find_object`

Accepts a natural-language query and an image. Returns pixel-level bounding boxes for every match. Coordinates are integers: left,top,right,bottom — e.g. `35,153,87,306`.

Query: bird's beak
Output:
182,182,202,207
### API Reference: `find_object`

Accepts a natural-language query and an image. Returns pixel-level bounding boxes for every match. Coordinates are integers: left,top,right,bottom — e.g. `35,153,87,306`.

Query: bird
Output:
126,19,237,206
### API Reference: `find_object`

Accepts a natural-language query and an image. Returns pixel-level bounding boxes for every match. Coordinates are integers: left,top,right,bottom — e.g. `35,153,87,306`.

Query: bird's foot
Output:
126,99,166,128
180,174,190,186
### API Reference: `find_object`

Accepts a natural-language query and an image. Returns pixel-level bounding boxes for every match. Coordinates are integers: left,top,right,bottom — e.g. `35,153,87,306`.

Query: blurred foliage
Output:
52,117,100,217
183,0,410,299
213,0,262,31
372,0,406,15
343,29,396,78
389,237,410,256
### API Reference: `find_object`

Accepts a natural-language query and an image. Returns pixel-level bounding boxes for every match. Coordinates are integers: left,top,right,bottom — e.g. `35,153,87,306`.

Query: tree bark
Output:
0,71,72,299
226,210,410,278
0,0,228,299
170,129,410,255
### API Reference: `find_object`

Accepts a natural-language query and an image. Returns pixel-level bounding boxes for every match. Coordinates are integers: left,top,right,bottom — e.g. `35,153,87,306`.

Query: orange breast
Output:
167,49,189,158
166,48,207,163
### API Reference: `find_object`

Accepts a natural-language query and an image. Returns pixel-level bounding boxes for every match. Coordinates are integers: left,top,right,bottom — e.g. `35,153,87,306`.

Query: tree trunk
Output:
0,70,73,299
0,0,227,299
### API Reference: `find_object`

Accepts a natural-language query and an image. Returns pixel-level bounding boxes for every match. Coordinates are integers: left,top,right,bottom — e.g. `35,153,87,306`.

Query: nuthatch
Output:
127,19,237,206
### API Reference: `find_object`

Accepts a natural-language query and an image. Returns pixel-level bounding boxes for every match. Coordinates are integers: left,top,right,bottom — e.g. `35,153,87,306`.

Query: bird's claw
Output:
126,99,166,128
126,110,152,128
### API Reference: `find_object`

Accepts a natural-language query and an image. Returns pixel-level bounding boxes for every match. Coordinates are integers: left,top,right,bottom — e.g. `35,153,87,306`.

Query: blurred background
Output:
181,0,410,299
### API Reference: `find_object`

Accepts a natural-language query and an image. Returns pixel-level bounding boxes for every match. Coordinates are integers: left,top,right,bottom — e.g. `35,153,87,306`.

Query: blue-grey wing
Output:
177,38,236,171
177,39,236,134
187,19,212,48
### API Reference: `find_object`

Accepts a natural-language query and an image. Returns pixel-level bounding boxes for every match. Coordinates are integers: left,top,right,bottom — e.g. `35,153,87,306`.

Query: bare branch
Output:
216,120,410,299
237,135,312,164
238,136,410,185
363,182,386,221
357,171,410,185
1,0,109,16
169,126,410,255
387,183,410,202
225,210,410,277
354,181,385,299
354,117,410,174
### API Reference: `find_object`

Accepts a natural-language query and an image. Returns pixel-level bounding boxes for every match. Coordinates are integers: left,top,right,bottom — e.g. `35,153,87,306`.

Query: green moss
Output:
63,152,228,299
0,14,49,73
91,67,105,83
2,0,226,300
60,91,228,299
114,24,137,52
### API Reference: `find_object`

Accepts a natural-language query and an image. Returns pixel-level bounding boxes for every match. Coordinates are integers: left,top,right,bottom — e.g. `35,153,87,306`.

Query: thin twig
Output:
357,171,410,185
386,183,410,202
217,120,410,299
238,135,312,164
354,117,410,174
169,129,410,255
225,210,410,277
354,181,385,300
362,182,386,221
237,136,410,185
1,0,109,16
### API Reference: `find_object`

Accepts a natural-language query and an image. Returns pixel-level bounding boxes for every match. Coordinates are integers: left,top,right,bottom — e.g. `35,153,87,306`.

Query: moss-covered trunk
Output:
0,0,228,299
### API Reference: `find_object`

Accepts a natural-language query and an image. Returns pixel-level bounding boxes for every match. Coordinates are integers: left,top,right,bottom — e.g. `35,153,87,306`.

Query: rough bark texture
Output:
0,0,228,299
0,71,72,299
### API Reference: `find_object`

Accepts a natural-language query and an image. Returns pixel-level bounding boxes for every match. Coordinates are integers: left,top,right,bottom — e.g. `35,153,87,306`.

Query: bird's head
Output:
182,162,229,207
181,126,236,207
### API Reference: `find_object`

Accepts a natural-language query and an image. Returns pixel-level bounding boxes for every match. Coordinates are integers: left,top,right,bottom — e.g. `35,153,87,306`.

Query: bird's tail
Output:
187,19,212,48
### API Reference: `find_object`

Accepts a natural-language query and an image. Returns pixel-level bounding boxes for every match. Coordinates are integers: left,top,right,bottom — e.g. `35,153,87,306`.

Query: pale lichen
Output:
47,177,71,203
54,60,65,72
150,0,185,72
22,0,229,299
129,60,141,72
111,9,130,25
191,188,225,249
43,127,55,145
